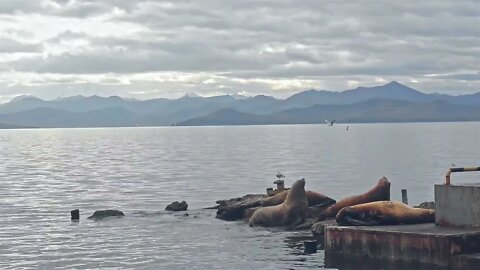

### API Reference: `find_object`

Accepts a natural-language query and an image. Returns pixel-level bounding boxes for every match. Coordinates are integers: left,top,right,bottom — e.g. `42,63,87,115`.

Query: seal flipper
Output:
288,212,305,227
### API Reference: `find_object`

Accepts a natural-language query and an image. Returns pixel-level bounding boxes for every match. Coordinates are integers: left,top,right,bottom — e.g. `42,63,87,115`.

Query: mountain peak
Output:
381,81,421,93
381,81,416,92
253,94,276,99
54,95,87,101
107,95,124,101
230,93,249,100
181,92,201,98
385,81,402,87
10,95,43,103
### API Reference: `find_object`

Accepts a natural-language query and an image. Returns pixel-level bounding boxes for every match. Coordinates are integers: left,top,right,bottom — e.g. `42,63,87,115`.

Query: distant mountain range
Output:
177,99,480,126
0,81,479,128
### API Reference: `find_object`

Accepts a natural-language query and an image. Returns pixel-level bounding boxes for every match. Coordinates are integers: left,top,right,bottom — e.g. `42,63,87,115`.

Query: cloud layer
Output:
0,0,479,102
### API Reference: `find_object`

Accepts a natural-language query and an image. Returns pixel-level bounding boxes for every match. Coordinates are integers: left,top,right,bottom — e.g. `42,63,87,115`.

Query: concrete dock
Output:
324,168,480,270
325,223,480,269
452,253,480,269
435,183,480,227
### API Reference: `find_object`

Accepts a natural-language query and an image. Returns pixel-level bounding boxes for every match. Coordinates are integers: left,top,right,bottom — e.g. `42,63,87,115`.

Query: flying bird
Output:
276,172,285,179
325,120,336,126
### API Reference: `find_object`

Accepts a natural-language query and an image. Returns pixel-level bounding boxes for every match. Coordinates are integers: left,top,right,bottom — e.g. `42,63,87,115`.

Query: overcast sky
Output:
0,0,479,102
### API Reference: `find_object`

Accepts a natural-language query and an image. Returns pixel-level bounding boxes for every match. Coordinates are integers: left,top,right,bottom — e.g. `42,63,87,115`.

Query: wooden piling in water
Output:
401,189,408,205
71,209,80,221
304,240,317,254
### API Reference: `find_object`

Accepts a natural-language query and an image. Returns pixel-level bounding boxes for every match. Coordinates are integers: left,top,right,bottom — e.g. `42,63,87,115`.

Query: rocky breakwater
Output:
214,194,267,221
213,180,336,226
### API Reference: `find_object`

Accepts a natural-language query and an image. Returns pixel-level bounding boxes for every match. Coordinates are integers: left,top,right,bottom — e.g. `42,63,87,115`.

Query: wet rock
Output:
415,201,435,210
311,219,338,237
88,210,125,220
215,194,267,221
166,201,188,211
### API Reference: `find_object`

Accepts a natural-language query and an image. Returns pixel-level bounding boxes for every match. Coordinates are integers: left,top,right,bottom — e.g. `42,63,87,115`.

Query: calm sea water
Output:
1,123,479,269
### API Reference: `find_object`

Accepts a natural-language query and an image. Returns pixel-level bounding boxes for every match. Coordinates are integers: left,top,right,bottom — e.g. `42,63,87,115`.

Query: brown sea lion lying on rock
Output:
261,189,336,207
319,177,391,219
336,201,435,226
214,185,335,222
249,178,309,227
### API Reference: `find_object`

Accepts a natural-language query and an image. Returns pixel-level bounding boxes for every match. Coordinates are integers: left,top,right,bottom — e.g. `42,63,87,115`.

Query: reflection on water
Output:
1,123,479,269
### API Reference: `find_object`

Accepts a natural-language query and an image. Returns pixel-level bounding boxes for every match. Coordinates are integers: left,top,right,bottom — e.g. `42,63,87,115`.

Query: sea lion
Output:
249,178,309,227
261,190,336,207
245,206,261,220
336,201,435,226
319,177,391,219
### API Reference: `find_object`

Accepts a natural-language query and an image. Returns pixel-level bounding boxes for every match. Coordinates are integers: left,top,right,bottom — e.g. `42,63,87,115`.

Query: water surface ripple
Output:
1,123,479,269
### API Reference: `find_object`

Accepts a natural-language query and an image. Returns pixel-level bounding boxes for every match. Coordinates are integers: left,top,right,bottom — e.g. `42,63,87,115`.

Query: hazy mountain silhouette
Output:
177,99,480,126
279,81,478,109
231,95,280,114
0,107,139,128
0,122,31,129
0,82,479,128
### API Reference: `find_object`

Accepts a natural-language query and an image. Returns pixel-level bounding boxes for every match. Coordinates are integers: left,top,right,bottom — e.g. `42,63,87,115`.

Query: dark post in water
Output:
304,240,317,254
71,209,80,221
401,189,408,205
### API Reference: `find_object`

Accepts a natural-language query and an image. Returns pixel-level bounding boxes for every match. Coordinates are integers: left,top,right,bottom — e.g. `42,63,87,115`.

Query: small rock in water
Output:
166,201,188,211
71,209,80,221
87,210,125,220
415,201,435,210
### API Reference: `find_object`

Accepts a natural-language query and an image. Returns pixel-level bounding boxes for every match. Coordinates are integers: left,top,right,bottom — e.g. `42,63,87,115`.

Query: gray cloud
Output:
0,0,478,101
0,37,42,53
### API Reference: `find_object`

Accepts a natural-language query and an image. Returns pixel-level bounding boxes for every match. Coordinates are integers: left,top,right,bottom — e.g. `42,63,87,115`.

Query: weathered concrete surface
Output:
451,253,480,270
325,223,480,270
435,184,480,227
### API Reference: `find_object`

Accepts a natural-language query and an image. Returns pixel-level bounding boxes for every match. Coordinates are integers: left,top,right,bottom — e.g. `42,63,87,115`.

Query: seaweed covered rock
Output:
215,194,267,221
88,209,125,220
166,201,188,211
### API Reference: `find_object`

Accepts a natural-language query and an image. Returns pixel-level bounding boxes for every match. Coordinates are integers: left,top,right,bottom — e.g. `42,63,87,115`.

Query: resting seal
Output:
249,178,308,227
336,201,435,226
320,177,390,219
261,190,336,207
